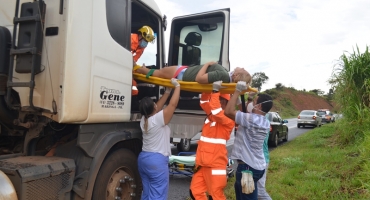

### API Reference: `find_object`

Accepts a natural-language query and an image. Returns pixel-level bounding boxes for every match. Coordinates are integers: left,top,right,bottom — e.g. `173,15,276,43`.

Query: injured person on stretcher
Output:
135,61,252,84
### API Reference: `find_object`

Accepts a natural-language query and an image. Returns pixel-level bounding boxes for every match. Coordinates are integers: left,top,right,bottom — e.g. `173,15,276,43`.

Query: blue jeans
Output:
138,151,169,200
234,163,265,200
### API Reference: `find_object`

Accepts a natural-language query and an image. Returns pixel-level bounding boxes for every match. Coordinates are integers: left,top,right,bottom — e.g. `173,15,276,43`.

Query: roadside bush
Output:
330,45,370,192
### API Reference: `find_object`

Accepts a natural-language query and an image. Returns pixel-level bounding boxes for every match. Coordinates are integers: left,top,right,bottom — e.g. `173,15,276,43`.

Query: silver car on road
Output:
297,110,322,128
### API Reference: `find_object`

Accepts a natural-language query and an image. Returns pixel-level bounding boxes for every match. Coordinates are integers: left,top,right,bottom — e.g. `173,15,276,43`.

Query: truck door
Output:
165,9,231,151
168,9,230,70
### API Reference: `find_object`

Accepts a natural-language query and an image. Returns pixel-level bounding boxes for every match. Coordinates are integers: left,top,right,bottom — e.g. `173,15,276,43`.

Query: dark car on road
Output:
265,112,289,147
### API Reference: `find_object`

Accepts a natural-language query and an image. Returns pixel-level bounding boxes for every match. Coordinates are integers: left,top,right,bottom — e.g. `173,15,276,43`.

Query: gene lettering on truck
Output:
99,86,125,109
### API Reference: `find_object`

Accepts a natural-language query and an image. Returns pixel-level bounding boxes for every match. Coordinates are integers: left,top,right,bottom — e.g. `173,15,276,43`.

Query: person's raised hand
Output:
236,81,247,92
171,78,180,88
212,81,223,92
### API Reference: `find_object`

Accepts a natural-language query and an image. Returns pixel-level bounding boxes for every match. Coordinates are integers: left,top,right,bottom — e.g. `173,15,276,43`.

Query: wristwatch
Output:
212,90,219,93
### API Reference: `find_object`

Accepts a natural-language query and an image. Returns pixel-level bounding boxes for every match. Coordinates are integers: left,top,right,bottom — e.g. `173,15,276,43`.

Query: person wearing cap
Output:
224,81,273,200
189,81,235,200
131,25,156,96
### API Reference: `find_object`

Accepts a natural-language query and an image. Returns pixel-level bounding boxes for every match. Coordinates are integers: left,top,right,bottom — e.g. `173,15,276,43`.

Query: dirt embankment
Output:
270,88,335,113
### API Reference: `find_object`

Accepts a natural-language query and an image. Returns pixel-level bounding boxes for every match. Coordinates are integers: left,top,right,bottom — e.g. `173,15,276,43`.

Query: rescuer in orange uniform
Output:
131,25,155,63
190,81,235,200
131,25,156,96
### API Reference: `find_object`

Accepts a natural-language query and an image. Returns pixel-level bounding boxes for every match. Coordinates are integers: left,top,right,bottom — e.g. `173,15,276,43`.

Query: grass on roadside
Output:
224,123,369,200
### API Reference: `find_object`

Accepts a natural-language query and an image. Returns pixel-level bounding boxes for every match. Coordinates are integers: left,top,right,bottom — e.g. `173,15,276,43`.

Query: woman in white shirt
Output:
138,78,180,200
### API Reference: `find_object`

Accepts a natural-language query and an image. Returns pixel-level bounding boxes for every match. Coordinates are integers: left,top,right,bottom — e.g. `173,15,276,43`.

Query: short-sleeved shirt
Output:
231,111,270,170
182,63,230,83
140,110,171,156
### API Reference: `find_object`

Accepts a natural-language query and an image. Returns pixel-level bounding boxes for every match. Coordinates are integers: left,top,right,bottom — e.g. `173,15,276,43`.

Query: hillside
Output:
264,88,335,118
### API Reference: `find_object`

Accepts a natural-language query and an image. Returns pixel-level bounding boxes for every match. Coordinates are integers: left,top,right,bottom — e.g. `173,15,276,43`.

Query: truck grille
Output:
0,156,75,200
26,173,71,200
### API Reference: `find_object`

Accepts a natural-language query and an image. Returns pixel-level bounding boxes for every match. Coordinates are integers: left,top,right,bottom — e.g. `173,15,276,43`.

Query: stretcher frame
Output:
133,73,258,94
169,152,235,178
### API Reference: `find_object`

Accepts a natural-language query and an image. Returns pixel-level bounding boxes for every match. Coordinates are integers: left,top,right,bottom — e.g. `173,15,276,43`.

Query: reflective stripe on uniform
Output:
200,136,226,145
132,86,138,90
211,170,226,175
211,108,222,115
200,100,209,104
205,118,210,124
210,122,216,127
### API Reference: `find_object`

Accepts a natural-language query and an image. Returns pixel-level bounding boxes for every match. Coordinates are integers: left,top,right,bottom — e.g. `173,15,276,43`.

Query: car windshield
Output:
300,111,314,115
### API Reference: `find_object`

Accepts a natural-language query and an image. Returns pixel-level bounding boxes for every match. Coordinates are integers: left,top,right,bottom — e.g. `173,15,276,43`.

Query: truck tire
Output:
177,138,191,152
92,149,142,200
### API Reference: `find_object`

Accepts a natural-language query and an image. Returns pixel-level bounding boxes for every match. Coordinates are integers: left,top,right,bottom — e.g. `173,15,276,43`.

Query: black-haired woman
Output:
138,78,180,200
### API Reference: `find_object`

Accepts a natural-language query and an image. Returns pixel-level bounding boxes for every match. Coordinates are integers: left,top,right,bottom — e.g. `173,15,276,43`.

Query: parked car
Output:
297,110,322,128
317,109,334,123
265,112,289,147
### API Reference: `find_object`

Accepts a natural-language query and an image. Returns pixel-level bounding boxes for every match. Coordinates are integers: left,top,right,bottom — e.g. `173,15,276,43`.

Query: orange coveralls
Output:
131,33,144,96
190,92,235,200
131,33,145,63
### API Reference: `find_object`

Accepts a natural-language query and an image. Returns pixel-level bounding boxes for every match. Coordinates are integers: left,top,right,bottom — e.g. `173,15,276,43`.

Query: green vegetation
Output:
223,46,370,199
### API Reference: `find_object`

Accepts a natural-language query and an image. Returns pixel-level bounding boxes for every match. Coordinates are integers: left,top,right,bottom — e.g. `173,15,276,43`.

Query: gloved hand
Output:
171,78,180,87
165,87,172,94
247,172,255,193
241,170,254,194
236,81,248,92
241,171,249,194
212,81,223,92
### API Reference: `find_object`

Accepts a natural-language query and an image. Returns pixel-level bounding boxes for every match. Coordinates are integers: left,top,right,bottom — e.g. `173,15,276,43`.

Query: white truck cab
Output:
0,0,230,199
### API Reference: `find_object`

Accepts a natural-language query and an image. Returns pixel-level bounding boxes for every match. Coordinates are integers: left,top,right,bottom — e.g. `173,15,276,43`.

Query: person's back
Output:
190,83,235,200
137,79,180,200
224,85,273,200
140,110,171,156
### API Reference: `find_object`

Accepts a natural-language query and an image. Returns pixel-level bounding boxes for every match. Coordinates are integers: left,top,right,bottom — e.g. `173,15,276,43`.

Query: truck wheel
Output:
92,149,142,200
177,138,191,152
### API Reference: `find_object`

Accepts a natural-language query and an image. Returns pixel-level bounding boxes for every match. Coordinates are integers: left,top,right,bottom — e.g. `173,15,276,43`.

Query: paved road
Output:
167,117,316,200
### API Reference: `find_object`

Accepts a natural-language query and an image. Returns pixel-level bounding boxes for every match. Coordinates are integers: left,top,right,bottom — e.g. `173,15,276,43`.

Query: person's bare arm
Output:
155,88,171,112
225,91,240,120
163,79,180,124
225,81,248,120
195,61,217,84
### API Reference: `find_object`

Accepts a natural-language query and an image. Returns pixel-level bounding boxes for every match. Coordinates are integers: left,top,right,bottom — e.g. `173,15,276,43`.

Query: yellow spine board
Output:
133,73,258,94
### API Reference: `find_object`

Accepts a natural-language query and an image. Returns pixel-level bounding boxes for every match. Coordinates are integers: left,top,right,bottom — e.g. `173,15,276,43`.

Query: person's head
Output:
219,94,230,109
139,97,158,132
137,26,156,49
250,93,273,115
231,67,252,85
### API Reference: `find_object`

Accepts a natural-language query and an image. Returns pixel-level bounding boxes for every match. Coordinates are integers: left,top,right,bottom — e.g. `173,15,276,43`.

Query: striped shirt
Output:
231,111,270,170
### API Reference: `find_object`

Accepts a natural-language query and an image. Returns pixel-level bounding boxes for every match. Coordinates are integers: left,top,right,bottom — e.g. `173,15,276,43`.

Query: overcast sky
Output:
155,0,370,93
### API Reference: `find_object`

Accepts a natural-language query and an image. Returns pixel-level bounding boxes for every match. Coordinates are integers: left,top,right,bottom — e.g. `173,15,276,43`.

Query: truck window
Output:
106,0,131,49
131,2,159,67
169,13,226,66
